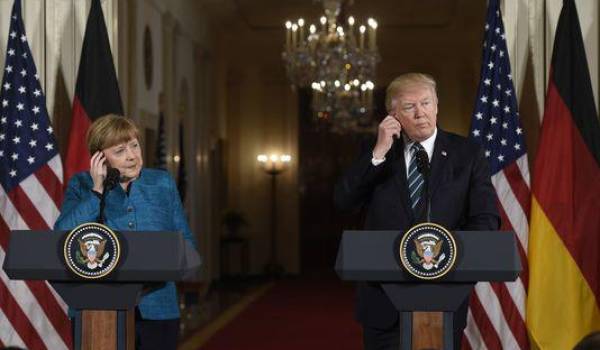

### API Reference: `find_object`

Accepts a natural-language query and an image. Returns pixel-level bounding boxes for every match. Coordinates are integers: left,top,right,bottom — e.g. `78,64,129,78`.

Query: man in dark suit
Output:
334,73,500,349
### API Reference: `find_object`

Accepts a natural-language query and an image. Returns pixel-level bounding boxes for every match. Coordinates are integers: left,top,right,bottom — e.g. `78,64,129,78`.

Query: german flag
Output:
64,0,123,182
527,0,600,349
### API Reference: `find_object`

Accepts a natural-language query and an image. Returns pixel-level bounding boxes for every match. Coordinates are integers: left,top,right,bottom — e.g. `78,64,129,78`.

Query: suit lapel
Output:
429,129,451,197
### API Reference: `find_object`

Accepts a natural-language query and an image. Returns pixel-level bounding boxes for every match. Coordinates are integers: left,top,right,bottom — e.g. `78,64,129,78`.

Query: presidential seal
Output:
399,222,457,280
63,223,121,280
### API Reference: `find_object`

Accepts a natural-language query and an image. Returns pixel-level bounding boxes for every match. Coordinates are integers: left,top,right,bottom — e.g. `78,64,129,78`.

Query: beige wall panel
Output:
502,0,530,100
195,47,215,281
174,32,194,163
45,0,76,123
174,31,210,280
144,0,210,44
231,66,271,274
22,0,44,87
0,0,11,70
135,0,162,116
223,61,300,274
526,0,546,118
280,83,299,274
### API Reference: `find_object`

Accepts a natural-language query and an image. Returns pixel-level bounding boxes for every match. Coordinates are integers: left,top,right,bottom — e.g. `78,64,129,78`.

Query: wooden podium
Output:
3,230,201,350
335,230,521,349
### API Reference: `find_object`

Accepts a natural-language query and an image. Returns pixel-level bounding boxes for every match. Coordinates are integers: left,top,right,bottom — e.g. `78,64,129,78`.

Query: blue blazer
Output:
55,168,198,320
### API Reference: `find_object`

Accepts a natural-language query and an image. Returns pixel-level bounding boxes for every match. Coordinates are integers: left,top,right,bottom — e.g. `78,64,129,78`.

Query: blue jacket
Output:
55,168,197,320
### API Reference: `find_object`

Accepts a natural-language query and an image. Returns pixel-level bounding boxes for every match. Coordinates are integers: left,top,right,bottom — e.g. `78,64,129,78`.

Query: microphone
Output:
415,149,430,176
415,149,431,222
103,167,120,190
97,168,120,224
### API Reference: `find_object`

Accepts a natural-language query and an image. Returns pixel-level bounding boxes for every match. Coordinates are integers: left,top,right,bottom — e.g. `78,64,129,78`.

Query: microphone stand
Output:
416,150,431,223
97,168,120,224
425,174,431,222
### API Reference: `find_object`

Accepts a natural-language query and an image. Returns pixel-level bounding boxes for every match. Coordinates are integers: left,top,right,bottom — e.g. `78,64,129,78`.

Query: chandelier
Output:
282,0,380,132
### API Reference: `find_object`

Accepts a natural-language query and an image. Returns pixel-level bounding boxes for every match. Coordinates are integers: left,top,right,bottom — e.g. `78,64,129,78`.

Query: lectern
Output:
3,230,201,350
335,230,521,349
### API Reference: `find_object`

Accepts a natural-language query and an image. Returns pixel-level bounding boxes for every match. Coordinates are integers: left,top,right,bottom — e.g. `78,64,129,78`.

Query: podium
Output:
335,230,521,349
3,229,201,350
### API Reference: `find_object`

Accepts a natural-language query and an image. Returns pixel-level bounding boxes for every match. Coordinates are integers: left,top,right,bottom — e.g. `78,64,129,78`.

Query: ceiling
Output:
198,0,461,31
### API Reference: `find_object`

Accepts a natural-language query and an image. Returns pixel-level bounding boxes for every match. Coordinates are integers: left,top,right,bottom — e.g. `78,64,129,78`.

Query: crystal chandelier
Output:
282,0,380,132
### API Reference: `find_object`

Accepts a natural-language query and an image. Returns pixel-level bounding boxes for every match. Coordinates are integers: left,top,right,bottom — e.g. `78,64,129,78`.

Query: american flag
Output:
464,1,530,349
0,1,71,349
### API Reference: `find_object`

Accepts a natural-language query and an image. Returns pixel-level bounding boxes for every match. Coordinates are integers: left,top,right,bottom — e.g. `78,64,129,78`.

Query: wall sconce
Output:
257,153,292,175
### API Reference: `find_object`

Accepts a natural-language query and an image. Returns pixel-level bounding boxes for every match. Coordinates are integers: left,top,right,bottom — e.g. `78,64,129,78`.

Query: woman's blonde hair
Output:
385,73,437,113
86,114,140,154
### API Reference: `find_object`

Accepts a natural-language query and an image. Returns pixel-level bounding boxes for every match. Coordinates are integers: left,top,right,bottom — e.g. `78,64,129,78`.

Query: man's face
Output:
394,84,438,142
103,138,143,181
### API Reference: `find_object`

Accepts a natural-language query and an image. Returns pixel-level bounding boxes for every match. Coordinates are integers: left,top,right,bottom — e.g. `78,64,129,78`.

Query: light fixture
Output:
256,152,292,276
282,0,380,133
257,153,292,175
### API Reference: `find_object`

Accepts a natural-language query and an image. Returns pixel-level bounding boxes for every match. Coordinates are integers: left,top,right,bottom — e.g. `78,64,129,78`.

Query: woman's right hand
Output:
90,151,107,193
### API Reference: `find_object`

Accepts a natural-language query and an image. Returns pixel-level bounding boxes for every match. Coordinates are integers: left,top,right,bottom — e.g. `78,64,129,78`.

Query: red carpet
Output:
201,277,362,350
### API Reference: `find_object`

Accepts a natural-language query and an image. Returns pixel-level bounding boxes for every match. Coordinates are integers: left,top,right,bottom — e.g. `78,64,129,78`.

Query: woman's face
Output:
102,138,143,181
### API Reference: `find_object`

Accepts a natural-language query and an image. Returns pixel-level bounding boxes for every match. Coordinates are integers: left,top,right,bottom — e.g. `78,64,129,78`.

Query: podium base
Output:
74,310,134,350
401,311,455,350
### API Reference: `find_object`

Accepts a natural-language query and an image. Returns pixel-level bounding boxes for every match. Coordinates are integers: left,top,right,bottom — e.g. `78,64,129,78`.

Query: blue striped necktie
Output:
407,143,425,211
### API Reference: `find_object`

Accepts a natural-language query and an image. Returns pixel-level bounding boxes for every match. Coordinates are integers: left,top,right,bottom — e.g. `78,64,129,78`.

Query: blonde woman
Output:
55,114,197,350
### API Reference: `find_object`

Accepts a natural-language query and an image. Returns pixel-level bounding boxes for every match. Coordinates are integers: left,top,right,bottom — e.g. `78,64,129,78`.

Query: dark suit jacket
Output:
334,128,500,329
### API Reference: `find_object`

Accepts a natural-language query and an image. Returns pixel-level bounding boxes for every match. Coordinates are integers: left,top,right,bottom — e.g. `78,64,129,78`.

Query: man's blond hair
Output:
385,73,437,113
86,114,140,154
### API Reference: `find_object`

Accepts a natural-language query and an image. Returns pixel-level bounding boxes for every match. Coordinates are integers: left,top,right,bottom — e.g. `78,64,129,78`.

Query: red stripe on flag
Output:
24,281,72,348
64,97,91,183
503,163,531,218
489,282,529,350
1,198,72,348
468,293,503,349
496,202,529,289
0,219,47,350
6,187,48,230
0,217,9,248
0,279,47,350
34,165,63,209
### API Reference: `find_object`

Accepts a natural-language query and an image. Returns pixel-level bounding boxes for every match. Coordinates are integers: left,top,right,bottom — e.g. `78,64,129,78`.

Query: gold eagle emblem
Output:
78,238,108,270
413,238,445,269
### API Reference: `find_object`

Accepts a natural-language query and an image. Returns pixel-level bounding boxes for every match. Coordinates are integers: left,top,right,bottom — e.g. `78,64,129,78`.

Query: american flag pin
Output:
441,151,447,156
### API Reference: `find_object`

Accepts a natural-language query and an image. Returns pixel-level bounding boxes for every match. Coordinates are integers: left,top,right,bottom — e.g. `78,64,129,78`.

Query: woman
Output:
55,114,196,350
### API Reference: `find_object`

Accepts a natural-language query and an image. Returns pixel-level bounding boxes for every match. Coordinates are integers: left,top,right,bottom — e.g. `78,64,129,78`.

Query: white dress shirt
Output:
402,128,437,177
372,128,438,178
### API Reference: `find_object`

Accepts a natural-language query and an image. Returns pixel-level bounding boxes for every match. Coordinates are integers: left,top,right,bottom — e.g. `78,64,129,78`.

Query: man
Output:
334,73,500,349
